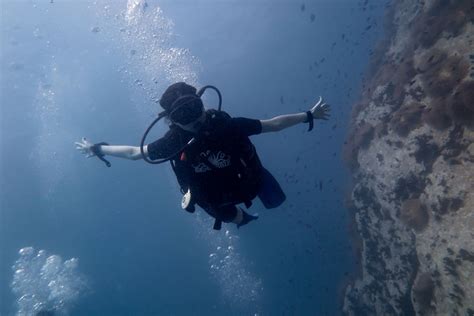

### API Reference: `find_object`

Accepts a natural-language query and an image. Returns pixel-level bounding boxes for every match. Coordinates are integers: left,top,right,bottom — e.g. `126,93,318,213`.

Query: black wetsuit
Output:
147,112,263,223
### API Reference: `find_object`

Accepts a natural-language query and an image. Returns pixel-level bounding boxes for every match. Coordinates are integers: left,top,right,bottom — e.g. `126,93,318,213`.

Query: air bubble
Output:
19,247,34,256
11,247,87,315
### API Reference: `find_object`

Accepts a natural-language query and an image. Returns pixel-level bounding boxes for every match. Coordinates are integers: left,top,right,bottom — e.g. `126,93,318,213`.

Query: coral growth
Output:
411,0,473,49
412,273,435,313
433,197,464,215
374,122,388,138
413,135,440,171
420,52,469,99
451,81,474,127
342,122,374,171
417,50,470,130
394,174,425,200
416,48,447,73
359,56,416,113
421,99,452,130
458,249,474,262
400,199,429,232
383,58,417,103
387,58,416,106
389,102,424,137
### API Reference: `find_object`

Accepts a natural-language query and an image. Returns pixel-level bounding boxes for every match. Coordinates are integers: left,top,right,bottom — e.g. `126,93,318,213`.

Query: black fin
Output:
258,168,286,209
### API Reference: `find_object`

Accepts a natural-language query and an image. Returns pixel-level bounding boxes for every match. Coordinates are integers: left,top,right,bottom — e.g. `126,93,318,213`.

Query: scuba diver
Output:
76,82,330,230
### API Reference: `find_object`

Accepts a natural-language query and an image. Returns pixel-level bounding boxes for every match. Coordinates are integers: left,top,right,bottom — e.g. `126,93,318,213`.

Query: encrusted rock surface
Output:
343,1,474,315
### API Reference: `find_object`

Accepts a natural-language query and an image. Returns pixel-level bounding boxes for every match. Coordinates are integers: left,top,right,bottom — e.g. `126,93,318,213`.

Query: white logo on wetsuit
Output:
208,151,231,168
193,163,212,173
192,150,231,173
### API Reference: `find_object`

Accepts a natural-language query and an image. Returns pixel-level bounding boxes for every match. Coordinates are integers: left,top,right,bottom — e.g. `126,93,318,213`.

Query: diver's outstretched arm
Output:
260,96,330,133
75,137,146,161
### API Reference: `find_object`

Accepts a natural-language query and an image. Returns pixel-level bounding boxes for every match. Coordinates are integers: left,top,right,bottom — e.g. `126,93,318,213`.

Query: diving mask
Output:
169,96,204,125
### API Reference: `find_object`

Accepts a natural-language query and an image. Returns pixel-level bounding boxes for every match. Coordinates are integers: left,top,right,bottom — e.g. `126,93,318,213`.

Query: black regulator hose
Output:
197,85,222,111
140,111,171,164
140,85,222,164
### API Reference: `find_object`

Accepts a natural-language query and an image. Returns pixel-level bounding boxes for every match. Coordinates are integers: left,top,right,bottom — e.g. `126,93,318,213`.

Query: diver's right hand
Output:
75,137,95,158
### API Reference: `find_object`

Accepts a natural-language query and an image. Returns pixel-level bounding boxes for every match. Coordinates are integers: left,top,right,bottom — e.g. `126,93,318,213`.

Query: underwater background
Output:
1,1,389,315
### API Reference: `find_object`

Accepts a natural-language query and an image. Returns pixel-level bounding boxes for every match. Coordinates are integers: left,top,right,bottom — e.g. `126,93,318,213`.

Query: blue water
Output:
1,1,387,315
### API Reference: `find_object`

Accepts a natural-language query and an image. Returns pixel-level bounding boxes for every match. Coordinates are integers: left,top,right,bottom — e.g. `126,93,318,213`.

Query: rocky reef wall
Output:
342,1,474,315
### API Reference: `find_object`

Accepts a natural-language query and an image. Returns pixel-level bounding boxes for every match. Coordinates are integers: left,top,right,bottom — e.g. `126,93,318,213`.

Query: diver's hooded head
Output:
159,82,198,113
159,82,206,132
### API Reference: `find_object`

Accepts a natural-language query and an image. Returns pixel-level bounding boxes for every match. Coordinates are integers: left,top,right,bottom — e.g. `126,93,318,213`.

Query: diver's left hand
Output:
310,96,330,120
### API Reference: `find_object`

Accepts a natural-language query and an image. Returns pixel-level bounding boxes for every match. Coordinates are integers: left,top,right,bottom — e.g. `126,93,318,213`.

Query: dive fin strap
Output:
91,142,111,168
213,219,222,230
305,111,314,131
212,200,252,230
